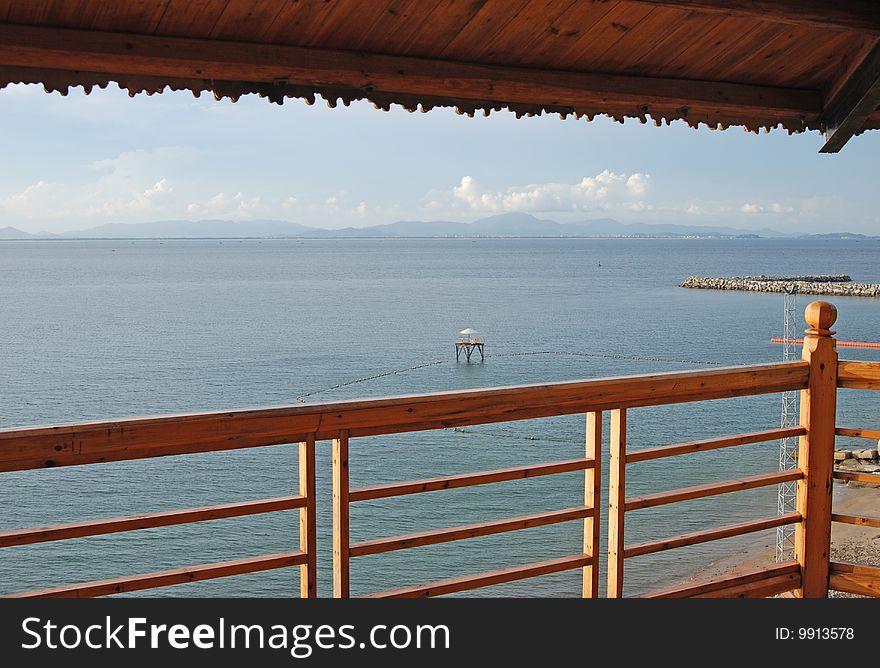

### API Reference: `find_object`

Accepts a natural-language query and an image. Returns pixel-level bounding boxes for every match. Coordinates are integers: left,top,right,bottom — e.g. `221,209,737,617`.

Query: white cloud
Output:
443,170,652,214
185,191,263,220
740,201,795,215
0,147,197,230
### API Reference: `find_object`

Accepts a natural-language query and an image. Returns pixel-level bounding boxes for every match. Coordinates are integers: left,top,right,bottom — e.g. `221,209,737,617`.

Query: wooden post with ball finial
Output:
795,301,838,598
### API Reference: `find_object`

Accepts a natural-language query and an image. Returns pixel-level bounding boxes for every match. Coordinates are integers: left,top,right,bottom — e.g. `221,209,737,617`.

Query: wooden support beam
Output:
298,435,317,598
626,426,805,463
835,427,880,439
349,506,593,558
349,457,593,502
332,431,350,599
583,412,602,598
829,561,880,597
630,1,880,35
833,470,880,485
625,469,803,511
820,42,880,153
832,512,880,529
624,512,802,558
0,24,822,120
837,360,880,389
365,555,592,598
607,409,627,598
0,495,305,548
6,552,306,598
795,301,838,598
641,562,801,598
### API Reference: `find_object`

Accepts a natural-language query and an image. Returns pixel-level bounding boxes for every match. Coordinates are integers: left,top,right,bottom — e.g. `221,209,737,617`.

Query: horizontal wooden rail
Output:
837,360,880,390
0,361,809,472
0,496,306,548
626,427,805,463
624,512,802,558
832,513,880,529
641,562,801,598
6,552,306,598
833,470,880,485
829,561,880,597
365,554,592,598
835,427,880,439
350,458,593,502
349,506,593,558
625,470,804,511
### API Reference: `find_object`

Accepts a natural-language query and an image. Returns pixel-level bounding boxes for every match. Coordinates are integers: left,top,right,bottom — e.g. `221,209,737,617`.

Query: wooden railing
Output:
606,411,806,598
0,300,876,598
828,360,880,598
336,417,601,598
1,436,318,598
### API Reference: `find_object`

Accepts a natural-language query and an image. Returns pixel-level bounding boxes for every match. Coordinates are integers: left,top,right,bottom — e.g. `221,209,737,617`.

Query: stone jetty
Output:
681,274,880,297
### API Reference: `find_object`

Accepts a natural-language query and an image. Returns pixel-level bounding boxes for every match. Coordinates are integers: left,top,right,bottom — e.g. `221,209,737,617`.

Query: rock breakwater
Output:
681,275,880,297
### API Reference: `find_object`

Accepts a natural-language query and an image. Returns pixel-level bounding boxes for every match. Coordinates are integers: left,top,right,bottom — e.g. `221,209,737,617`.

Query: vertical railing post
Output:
298,435,317,598
583,411,602,597
795,301,838,598
332,430,351,598
607,408,626,598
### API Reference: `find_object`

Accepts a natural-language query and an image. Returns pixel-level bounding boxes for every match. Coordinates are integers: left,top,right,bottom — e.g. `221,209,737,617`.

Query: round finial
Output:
804,301,837,335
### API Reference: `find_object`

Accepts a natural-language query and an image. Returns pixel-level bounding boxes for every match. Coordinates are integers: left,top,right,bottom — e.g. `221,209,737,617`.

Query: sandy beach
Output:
671,480,880,596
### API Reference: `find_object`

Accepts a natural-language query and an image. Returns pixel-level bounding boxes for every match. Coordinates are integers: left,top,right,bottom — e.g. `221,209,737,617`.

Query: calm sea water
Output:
1,238,878,597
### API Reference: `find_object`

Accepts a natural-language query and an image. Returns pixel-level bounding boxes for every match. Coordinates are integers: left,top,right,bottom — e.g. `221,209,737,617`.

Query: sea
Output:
1,237,878,597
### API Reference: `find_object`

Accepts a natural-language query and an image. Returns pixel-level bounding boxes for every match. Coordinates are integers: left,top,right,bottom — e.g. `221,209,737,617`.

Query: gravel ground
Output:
828,539,880,598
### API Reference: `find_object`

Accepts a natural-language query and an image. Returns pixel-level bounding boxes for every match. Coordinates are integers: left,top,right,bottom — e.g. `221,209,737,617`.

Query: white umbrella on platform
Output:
459,328,479,335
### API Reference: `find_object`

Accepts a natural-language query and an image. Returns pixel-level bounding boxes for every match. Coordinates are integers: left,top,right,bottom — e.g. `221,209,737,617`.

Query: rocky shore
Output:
835,442,880,473
681,274,880,297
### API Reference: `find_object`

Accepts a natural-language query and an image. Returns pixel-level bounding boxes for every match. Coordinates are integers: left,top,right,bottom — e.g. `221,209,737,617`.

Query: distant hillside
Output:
57,219,318,238
4,215,873,239
290,213,792,239
0,226,35,239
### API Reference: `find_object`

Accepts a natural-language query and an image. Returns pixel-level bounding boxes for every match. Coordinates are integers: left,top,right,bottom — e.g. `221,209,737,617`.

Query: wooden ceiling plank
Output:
398,0,491,59
261,0,351,45
718,25,802,86
439,0,533,60
626,0,880,35
354,0,449,55
584,6,685,74
677,19,785,82
443,0,571,62
208,0,288,41
156,0,231,38
521,0,621,67
345,0,422,51
821,34,879,104
777,33,864,89
620,11,727,76
565,2,656,70
459,0,580,66
44,0,103,30
6,0,54,24
91,0,173,34
0,22,822,121
300,0,395,50
820,41,880,152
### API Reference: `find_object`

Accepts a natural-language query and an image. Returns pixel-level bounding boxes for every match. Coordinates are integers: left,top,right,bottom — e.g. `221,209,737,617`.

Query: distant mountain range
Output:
0,214,875,240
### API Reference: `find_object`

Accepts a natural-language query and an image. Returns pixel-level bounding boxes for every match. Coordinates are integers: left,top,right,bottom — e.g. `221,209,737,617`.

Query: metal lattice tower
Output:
776,285,799,562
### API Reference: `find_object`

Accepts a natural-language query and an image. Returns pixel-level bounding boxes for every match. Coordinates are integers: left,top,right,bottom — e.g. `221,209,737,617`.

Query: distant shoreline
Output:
2,235,877,242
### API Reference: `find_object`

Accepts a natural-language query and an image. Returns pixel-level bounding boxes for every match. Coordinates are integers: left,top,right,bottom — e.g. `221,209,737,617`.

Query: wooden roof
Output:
0,1,878,152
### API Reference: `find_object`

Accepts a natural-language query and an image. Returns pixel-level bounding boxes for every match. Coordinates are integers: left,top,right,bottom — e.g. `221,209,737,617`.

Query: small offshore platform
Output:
456,328,484,362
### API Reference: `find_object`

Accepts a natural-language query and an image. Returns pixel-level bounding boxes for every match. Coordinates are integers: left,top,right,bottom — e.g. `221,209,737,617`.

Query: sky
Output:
0,82,878,235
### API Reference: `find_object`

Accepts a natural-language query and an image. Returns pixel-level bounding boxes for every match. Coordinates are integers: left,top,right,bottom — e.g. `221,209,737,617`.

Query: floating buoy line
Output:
294,350,728,402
